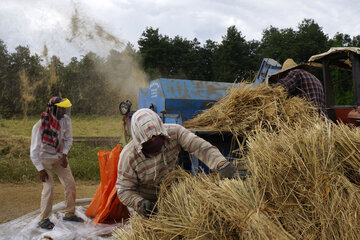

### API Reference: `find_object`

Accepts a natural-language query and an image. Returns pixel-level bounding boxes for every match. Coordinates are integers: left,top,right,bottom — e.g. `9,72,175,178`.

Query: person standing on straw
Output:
30,97,83,230
116,108,239,217
270,58,328,118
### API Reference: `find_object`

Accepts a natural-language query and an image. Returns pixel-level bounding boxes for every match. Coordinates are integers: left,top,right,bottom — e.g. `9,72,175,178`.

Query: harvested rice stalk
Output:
183,83,319,135
246,120,360,239
114,170,294,240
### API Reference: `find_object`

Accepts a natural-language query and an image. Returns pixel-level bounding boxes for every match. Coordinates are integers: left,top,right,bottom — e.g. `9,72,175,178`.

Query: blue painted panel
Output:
139,79,166,113
252,58,281,87
139,78,234,123
138,88,148,109
158,78,235,100
165,99,216,122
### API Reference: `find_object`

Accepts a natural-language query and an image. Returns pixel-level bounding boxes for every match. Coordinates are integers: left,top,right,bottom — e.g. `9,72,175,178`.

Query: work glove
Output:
218,161,239,179
138,199,156,217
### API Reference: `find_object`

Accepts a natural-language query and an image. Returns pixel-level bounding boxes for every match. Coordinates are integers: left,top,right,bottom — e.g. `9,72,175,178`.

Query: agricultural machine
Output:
119,58,281,173
119,47,360,173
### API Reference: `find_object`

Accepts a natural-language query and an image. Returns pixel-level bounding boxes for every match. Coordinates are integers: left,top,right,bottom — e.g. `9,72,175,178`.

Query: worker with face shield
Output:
116,108,239,217
30,97,82,230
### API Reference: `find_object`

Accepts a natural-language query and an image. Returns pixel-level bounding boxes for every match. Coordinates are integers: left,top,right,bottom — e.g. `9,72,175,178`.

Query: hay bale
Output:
183,83,319,135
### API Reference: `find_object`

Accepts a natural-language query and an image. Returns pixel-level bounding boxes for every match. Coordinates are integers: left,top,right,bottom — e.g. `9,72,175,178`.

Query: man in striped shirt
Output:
270,58,328,118
116,108,238,216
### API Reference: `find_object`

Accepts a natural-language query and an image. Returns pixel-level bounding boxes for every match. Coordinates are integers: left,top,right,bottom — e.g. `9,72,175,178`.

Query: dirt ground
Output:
0,181,99,224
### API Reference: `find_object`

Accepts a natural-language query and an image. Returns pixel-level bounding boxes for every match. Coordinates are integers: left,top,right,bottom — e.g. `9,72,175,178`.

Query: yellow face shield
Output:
54,98,72,108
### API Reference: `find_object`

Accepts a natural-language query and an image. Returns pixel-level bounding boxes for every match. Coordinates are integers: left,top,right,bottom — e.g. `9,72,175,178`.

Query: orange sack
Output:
85,144,130,224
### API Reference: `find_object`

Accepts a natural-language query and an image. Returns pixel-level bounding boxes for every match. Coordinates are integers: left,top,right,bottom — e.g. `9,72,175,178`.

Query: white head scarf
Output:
130,108,169,154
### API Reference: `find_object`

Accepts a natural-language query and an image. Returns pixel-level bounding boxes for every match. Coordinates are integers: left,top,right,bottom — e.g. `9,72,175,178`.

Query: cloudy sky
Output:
0,0,359,63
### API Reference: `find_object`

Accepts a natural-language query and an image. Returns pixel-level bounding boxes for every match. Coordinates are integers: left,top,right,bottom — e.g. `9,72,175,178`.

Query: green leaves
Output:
0,18,359,118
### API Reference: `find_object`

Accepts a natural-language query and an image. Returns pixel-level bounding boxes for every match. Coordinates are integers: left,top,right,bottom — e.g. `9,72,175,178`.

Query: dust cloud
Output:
42,44,60,93
66,8,123,51
100,46,149,110
65,3,148,109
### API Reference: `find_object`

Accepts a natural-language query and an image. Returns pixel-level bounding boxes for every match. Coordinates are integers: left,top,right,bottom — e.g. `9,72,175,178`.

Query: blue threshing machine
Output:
119,58,281,173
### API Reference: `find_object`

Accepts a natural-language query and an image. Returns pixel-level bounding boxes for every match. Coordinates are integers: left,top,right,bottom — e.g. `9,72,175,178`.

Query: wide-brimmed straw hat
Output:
269,58,309,82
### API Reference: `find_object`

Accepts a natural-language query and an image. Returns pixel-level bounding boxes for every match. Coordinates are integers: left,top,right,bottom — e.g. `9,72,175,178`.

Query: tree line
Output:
1,18,359,118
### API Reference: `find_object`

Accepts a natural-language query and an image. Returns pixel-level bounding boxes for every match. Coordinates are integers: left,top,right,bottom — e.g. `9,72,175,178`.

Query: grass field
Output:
0,115,127,183
0,115,124,137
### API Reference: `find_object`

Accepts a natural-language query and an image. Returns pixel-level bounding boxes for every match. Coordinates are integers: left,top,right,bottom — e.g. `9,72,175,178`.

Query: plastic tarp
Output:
85,144,130,224
0,144,131,239
0,199,126,240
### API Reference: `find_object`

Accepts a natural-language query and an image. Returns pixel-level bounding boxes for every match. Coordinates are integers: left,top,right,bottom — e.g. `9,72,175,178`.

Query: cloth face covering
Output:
40,97,62,153
142,135,164,155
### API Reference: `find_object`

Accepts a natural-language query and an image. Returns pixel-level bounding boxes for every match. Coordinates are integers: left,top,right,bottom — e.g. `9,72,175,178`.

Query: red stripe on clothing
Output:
188,136,200,150
164,144,178,154
203,145,216,156
125,154,141,173
123,191,138,203
137,160,162,174
118,171,138,180
182,131,190,143
144,125,156,135
117,183,137,190
209,155,222,168
136,113,148,121
176,126,182,137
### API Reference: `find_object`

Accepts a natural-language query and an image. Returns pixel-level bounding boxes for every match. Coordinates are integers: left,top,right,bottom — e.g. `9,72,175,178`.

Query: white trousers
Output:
40,158,76,221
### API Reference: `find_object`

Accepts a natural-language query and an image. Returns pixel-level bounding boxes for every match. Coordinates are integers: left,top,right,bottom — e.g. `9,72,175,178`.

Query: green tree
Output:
328,33,360,48
351,35,360,47
0,40,10,117
213,26,251,82
259,26,298,64
258,19,328,65
138,27,171,79
295,19,328,62
328,32,353,47
326,32,358,105
31,55,67,116
75,53,107,114
186,39,218,81
60,57,83,113
196,40,218,81
4,45,43,117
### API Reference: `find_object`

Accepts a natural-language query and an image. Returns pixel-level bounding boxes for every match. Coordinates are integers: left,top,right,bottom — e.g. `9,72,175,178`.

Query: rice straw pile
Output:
114,82,360,239
114,121,360,240
246,121,360,239
114,169,295,240
183,83,320,135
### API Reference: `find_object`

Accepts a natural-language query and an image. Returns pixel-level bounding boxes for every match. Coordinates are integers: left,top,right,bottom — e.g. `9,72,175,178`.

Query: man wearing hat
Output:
270,58,328,117
30,97,83,230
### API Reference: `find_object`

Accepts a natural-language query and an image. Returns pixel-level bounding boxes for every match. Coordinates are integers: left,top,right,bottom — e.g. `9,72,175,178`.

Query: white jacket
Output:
30,115,73,171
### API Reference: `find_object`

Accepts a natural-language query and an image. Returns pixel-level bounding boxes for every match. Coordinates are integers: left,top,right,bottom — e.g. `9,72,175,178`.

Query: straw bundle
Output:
114,121,360,240
246,121,360,239
114,81,360,239
183,83,320,135
114,169,294,240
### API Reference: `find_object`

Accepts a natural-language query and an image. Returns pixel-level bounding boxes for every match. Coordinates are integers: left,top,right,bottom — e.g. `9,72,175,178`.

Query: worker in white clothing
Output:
30,96,82,230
